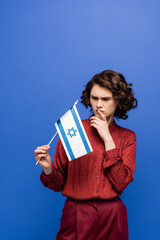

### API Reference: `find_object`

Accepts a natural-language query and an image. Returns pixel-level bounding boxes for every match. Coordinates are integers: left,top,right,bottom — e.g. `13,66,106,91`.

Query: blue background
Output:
1,0,160,239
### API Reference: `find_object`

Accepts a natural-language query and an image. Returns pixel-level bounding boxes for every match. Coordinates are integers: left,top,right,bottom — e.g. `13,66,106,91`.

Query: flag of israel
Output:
55,101,93,161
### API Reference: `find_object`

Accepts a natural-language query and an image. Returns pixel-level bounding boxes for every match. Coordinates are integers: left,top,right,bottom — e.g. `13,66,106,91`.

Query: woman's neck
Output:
107,115,114,126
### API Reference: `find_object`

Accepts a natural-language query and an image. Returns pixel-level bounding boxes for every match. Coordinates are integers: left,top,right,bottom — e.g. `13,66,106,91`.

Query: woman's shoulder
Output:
115,122,136,140
81,118,90,130
82,118,90,123
82,118,90,125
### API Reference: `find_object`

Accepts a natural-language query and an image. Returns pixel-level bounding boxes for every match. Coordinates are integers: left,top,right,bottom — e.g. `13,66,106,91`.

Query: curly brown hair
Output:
80,70,137,120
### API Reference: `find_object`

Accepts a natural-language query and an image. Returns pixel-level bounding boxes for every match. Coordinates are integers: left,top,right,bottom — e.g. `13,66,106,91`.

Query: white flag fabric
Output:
55,101,93,161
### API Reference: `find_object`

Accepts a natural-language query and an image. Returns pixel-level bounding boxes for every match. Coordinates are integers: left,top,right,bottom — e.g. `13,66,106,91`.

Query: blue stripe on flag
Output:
57,119,75,160
70,106,91,153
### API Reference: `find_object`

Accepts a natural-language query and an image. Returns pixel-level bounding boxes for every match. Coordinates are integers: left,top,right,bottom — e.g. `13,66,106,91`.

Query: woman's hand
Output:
34,145,52,175
90,110,116,151
90,110,110,142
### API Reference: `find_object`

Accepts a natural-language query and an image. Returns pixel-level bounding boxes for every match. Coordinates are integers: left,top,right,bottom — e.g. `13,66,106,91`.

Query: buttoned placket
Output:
95,146,104,193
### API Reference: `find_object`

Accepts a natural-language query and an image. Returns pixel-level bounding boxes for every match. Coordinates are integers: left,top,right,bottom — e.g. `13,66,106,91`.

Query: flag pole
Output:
35,131,58,165
74,100,78,105
48,131,58,146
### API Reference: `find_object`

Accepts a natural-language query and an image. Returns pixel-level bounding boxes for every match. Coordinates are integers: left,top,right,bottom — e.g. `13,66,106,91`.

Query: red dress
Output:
40,118,136,239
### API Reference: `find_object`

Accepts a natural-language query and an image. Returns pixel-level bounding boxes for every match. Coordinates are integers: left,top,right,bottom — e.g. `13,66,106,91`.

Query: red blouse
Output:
40,118,136,200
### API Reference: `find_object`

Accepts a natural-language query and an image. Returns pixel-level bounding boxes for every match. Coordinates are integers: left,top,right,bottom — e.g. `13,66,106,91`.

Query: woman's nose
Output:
96,99,102,108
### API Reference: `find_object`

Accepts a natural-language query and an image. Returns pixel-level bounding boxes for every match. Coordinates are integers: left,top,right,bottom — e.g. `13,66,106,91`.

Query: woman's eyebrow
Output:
90,95,112,99
101,96,112,99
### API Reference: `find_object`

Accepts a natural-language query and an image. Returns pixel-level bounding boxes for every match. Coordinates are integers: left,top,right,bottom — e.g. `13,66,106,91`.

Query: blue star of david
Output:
67,127,77,138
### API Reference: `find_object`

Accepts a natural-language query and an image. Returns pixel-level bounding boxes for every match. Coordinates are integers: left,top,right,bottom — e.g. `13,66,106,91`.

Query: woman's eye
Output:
91,97,98,100
103,98,109,101
91,96,110,101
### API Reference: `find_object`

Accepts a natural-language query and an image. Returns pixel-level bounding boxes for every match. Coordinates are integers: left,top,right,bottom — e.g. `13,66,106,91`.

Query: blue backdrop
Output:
1,0,160,239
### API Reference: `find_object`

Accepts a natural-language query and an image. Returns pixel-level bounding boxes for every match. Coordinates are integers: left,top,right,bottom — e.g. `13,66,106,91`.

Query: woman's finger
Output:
34,149,46,155
96,110,106,121
90,116,102,121
90,116,102,123
35,154,47,162
90,118,103,127
34,145,50,158
90,123,98,129
90,122,100,129
34,151,47,160
36,153,47,159
37,145,50,151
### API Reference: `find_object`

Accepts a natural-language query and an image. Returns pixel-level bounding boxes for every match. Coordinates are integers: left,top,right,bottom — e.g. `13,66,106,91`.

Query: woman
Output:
34,70,137,240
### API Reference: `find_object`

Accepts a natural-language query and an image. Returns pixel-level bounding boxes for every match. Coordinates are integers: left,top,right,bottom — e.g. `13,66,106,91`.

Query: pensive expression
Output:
90,84,118,121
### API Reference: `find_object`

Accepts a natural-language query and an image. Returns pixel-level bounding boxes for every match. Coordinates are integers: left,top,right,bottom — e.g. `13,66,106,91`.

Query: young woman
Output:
34,70,137,240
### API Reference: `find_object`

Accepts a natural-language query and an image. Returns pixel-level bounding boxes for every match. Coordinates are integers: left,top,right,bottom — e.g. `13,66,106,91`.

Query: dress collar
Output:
108,120,117,132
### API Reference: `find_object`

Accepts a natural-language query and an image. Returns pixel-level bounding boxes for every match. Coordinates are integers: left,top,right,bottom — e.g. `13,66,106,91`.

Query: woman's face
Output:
90,84,118,120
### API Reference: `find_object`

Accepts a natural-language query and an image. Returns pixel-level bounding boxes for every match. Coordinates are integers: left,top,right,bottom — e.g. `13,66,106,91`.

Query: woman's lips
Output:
96,110,104,113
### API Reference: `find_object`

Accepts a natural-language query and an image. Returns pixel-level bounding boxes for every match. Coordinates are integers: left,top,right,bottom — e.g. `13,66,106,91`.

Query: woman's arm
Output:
90,110,136,193
103,132,136,193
